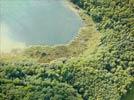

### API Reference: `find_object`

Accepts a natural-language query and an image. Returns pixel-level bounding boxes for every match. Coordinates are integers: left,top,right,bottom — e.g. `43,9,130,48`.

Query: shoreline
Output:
0,22,26,54
23,1,100,63
0,0,83,54
1,0,100,64
64,0,80,16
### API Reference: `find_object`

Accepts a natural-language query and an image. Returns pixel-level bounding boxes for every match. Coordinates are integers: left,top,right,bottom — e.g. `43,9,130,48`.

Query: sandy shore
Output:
0,34,26,53
0,0,81,54
0,23,26,53
63,0,80,16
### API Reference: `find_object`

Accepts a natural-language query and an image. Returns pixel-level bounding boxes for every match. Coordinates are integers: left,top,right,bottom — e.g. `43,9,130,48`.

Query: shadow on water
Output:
121,84,134,100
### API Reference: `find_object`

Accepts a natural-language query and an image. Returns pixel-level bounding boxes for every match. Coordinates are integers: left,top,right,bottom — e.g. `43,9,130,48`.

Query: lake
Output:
0,0,82,52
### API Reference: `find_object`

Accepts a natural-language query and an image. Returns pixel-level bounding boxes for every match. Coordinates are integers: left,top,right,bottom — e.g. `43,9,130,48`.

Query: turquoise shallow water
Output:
0,0,82,45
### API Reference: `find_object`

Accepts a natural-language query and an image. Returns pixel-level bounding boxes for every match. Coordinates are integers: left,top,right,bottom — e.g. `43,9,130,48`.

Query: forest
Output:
0,0,134,100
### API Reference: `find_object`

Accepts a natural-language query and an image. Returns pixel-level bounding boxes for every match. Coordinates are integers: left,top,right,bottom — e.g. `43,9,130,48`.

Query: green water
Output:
0,0,82,45
121,85,134,100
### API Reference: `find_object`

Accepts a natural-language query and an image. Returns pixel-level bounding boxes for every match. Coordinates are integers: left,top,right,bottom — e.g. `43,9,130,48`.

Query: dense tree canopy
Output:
0,0,134,100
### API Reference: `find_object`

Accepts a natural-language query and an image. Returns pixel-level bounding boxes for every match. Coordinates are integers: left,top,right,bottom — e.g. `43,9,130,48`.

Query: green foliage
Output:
0,0,134,100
